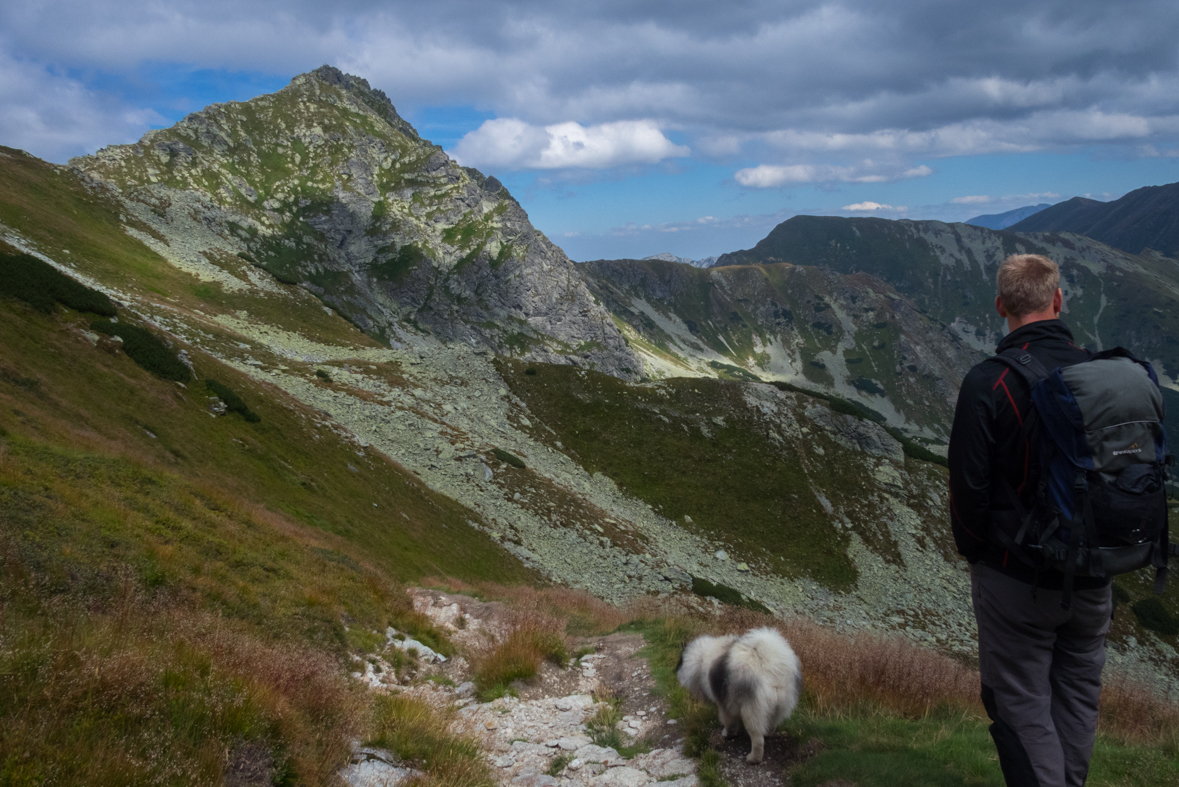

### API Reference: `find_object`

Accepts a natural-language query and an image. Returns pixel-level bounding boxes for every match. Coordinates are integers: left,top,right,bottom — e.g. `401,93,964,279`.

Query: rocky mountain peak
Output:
69,69,643,379
296,65,421,142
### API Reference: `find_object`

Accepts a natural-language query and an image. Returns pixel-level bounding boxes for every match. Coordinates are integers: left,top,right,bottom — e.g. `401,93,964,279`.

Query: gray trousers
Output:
971,564,1112,787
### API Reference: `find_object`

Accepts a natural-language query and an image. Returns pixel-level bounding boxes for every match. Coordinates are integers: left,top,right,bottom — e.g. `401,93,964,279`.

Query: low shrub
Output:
492,447,526,468
690,575,772,614
1130,597,1179,636
90,318,190,382
205,378,261,422
0,251,116,316
315,368,332,382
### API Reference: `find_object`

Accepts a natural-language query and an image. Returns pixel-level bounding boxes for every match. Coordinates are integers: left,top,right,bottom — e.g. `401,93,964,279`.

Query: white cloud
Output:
842,201,901,212
451,118,689,170
4,0,1179,170
0,51,163,161
734,161,932,188
952,195,991,204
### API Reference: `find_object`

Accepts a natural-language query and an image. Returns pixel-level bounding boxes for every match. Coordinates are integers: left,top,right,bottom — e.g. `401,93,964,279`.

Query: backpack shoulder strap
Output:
992,346,1053,389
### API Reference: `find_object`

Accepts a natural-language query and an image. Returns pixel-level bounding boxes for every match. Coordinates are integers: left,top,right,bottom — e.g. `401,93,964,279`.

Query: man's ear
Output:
995,295,1009,319
1052,288,1062,315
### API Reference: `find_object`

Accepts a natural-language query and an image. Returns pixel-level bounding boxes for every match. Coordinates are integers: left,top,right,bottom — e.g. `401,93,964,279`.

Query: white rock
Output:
573,745,623,764
594,766,650,787
339,760,416,787
557,735,592,751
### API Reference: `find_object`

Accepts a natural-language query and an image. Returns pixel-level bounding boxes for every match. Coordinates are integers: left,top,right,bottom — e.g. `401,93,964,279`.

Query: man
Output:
949,254,1112,787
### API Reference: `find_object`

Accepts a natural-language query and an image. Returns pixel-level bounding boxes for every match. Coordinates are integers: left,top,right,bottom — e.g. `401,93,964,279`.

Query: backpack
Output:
992,346,1177,608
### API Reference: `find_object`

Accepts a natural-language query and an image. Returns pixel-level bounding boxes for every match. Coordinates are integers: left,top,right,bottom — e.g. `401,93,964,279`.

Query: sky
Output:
3,1,1178,261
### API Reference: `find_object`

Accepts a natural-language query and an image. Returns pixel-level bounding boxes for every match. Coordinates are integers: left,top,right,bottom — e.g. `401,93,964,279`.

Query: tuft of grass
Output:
585,688,626,751
369,694,495,787
546,753,572,776
91,317,190,382
472,617,569,701
0,250,116,316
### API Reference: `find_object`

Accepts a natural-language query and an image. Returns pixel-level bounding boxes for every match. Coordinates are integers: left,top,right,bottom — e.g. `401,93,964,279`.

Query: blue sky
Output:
3,0,1178,261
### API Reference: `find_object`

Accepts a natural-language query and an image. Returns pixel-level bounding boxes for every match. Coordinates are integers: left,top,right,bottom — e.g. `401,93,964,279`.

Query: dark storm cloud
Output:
3,0,1178,169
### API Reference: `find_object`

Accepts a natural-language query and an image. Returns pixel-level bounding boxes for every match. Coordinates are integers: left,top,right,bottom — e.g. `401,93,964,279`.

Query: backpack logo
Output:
1113,442,1142,457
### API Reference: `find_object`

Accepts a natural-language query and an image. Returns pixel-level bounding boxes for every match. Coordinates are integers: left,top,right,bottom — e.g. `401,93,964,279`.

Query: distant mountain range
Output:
1009,182,1179,257
642,252,717,268
964,203,1050,230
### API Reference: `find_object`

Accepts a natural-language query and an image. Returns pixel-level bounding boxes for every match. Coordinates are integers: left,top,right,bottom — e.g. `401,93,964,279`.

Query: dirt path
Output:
344,589,817,787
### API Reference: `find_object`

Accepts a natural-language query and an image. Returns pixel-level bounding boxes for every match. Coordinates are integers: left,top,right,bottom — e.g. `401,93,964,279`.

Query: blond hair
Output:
997,254,1059,317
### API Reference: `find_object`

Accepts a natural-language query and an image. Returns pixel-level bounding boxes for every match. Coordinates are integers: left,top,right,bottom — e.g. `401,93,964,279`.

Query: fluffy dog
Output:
676,627,802,764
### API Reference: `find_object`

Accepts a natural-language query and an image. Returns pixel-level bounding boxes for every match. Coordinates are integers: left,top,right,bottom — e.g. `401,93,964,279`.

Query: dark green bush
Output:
1130,597,1179,636
0,252,116,316
204,379,261,423
492,448,526,468
850,376,885,396
90,319,189,382
690,575,772,614
315,369,332,382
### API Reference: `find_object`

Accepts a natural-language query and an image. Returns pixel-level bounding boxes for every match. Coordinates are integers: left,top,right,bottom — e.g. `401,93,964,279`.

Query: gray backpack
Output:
992,347,1176,608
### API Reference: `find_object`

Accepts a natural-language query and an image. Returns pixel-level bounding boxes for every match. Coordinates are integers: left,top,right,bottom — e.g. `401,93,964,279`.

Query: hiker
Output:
948,254,1112,787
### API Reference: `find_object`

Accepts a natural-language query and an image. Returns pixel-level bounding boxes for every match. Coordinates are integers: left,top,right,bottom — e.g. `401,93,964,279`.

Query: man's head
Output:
995,254,1062,331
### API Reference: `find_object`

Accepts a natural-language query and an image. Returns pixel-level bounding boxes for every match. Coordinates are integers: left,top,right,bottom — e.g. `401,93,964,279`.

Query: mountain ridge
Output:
1009,182,1179,258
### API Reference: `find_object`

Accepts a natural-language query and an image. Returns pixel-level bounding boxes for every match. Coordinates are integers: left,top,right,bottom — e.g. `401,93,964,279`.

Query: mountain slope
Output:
713,216,1179,387
1009,182,1179,257
71,66,640,378
580,257,979,438
965,203,1050,230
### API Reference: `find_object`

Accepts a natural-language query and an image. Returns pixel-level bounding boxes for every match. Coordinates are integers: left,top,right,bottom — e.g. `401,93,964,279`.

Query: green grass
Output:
497,359,862,588
0,294,535,784
633,614,1179,787
369,694,495,787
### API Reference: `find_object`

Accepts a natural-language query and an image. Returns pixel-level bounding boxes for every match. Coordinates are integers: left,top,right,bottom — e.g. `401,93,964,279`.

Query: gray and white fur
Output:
676,627,802,764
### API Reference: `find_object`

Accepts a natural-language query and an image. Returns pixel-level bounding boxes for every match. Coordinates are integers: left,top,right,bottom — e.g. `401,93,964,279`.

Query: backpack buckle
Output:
1017,354,1033,365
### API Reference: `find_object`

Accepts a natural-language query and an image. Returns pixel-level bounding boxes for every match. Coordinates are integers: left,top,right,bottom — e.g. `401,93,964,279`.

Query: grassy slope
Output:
0,292,532,785
496,358,958,590
0,146,374,349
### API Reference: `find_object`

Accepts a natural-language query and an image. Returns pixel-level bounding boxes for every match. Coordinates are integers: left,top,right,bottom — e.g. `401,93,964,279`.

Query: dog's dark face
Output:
675,639,687,673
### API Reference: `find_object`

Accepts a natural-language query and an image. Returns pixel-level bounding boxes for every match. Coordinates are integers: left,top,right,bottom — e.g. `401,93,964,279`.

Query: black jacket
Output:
948,319,1107,588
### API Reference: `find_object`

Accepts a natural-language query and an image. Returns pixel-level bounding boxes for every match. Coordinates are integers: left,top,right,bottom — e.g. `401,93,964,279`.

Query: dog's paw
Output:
745,752,763,765
722,727,738,739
